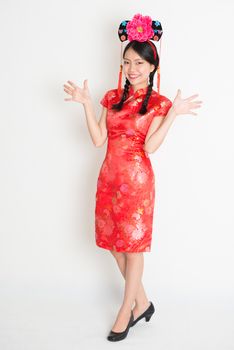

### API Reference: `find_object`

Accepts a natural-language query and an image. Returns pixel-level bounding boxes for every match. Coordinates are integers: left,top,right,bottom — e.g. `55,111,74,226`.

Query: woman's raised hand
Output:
63,79,91,104
172,89,203,116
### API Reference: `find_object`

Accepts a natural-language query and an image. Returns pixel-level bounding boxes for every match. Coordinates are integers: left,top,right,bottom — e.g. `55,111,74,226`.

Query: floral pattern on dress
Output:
95,86,172,252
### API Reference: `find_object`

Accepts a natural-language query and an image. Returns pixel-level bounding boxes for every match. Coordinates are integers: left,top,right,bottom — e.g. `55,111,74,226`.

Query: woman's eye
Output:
123,61,143,64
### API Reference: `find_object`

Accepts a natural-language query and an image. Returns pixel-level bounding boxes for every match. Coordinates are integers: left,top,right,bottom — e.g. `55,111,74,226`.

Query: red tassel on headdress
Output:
157,37,163,94
147,39,161,94
118,64,123,96
117,41,123,97
157,65,160,94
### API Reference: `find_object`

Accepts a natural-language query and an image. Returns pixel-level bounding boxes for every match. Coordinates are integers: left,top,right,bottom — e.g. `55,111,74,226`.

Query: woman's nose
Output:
129,66,138,73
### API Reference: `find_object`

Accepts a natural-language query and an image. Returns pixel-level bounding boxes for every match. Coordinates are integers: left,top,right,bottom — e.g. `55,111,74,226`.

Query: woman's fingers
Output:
83,79,88,89
63,84,73,92
63,86,70,92
191,104,202,109
190,100,203,105
67,80,77,88
184,94,199,101
64,87,72,95
175,89,182,99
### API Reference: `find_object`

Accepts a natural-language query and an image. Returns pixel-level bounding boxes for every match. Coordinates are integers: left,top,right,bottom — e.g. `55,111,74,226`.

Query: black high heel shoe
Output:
130,301,155,327
107,310,134,342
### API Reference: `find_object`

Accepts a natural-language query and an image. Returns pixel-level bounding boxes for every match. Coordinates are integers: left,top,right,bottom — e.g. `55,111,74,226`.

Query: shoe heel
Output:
145,314,152,322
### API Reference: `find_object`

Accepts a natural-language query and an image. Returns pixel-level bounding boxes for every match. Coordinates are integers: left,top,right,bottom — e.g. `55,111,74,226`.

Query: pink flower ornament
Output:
126,13,154,42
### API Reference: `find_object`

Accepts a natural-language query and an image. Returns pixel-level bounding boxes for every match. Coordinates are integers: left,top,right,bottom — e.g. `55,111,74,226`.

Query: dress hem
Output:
96,242,151,253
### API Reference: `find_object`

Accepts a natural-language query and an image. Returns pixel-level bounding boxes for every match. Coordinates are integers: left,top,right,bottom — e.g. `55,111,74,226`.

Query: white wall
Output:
0,0,233,349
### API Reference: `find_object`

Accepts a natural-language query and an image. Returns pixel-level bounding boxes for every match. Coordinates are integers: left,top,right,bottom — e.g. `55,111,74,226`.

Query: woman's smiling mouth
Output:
128,75,140,80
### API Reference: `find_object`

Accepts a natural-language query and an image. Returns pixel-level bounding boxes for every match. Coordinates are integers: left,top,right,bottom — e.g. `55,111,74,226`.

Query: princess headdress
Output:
117,13,163,95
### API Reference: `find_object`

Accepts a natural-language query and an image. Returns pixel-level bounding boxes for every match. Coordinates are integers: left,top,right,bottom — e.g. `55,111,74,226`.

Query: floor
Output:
0,283,233,350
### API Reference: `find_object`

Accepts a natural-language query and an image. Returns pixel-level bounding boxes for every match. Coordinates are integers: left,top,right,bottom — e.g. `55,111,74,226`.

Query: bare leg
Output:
110,251,150,310
110,251,150,332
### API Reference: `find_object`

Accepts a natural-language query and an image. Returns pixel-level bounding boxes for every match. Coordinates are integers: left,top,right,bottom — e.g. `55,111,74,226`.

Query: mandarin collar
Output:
128,85,148,98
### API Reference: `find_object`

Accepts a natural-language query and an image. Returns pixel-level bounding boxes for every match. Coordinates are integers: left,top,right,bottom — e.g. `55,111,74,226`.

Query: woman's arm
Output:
143,106,177,153
144,89,203,154
63,79,107,147
83,101,107,147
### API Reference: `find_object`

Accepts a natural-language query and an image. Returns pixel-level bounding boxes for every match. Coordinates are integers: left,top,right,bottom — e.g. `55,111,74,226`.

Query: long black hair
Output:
111,40,159,115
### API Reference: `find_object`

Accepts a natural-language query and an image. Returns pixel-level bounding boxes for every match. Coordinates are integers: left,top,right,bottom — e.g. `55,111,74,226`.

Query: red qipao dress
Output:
95,86,172,252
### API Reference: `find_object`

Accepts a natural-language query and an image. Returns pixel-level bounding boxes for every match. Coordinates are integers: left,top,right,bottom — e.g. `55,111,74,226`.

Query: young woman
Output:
63,15,202,342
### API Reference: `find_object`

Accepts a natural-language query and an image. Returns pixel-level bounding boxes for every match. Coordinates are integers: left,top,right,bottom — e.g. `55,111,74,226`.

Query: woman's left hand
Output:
171,89,203,116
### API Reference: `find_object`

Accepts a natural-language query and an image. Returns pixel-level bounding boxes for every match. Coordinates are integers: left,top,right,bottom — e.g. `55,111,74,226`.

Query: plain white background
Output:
0,0,233,349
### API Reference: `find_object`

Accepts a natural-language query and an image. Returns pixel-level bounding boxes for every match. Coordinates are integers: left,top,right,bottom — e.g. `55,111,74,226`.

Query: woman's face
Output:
123,47,155,91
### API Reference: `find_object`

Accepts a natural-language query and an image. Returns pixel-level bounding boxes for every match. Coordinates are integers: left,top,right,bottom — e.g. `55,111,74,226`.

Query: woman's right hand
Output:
63,79,91,104
171,89,203,116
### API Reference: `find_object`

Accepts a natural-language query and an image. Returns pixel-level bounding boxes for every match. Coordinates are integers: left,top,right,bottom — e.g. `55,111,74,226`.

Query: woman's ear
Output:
150,64,155,73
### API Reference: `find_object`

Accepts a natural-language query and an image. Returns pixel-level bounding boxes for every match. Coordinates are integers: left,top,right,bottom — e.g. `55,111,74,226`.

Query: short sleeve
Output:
100,90,110,108
153,95,173,117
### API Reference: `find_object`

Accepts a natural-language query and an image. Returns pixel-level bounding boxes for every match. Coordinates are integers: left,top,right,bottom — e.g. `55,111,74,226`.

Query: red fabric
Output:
95,87,172,252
